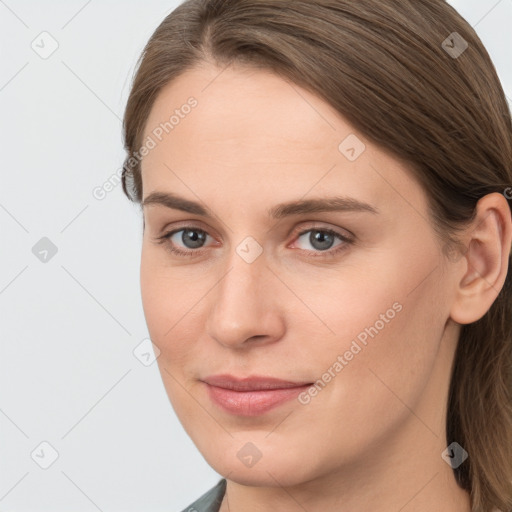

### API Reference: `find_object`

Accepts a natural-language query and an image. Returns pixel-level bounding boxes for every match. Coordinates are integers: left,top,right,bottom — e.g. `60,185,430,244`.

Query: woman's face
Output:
139,63,460,487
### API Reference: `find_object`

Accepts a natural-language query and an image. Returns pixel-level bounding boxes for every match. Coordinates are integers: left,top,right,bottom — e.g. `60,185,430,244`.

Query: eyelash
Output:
154,225,354,259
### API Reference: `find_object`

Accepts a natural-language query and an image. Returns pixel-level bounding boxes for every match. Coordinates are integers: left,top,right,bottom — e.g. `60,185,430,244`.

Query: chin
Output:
200,441,320,488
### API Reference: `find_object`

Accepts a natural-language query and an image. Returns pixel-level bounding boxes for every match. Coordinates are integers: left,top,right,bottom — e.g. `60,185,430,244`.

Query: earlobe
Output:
449,193,512,325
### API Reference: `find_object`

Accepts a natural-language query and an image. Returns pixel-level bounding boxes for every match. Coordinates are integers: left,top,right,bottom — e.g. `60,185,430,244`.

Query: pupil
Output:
183,230,206,249
311,231,333,251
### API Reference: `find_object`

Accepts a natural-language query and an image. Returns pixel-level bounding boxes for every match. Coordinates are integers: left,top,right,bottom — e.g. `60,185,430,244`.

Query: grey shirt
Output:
180,479,226,512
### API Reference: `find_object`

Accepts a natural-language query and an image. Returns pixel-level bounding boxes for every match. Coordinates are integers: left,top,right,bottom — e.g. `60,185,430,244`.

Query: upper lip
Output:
202,374,313,391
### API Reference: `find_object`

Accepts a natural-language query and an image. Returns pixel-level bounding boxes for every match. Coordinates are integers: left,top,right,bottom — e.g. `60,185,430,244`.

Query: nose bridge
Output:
206,243,281,347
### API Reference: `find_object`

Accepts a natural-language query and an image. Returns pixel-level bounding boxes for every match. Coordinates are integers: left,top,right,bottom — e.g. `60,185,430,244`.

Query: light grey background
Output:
0,1,511,510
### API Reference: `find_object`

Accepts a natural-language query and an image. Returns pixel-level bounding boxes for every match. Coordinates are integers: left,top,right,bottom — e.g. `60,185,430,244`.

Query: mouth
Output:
201,374,314,416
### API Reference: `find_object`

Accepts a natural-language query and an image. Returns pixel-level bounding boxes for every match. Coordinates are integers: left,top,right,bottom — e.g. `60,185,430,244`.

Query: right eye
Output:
155,227,214,257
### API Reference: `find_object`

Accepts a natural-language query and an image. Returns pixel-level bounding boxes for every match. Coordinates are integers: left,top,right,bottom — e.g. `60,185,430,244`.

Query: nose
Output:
205,248,285,350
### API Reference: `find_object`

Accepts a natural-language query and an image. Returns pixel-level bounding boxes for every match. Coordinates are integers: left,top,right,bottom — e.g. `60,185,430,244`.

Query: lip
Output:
201,374,313,416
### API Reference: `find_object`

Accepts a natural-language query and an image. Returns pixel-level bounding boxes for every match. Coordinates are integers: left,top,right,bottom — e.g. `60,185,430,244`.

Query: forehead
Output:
143,62,343,155
140,63,427,218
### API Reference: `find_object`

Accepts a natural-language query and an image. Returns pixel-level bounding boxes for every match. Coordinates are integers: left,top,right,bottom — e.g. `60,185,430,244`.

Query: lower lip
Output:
204,383,312,416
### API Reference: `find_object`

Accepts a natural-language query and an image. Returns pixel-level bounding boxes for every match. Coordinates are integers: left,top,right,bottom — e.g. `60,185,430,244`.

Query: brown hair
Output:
121,1,512,510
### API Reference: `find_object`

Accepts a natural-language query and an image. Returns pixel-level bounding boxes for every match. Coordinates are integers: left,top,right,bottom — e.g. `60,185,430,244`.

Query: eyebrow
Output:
142,191,379,219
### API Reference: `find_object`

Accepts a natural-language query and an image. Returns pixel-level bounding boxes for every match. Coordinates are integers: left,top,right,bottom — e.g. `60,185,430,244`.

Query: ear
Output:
449,192,512,325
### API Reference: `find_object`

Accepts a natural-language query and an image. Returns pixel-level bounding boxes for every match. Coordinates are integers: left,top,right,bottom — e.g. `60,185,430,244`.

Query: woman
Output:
121,1,512,511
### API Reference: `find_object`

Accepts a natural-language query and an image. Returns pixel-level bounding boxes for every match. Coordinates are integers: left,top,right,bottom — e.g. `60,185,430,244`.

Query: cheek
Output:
140,246,213,370
140,252,166,338
140,252,202,419
140,249,181,350
322,271,447,438
300,245,448,413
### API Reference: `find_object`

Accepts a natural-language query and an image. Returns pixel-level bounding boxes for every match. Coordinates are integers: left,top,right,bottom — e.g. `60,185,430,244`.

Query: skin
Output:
138,62,512,512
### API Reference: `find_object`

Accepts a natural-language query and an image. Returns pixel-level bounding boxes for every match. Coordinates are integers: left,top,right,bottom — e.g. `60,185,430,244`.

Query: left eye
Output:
293,228,350,253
